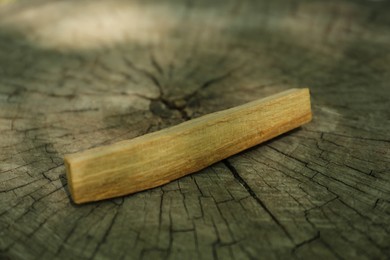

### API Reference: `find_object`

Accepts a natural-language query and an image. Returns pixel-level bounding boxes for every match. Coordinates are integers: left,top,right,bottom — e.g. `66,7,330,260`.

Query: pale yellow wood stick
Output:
65,88,312,204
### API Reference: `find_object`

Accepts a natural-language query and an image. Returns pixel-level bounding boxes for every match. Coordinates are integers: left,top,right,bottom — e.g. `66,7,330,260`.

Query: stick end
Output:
64,156,82,204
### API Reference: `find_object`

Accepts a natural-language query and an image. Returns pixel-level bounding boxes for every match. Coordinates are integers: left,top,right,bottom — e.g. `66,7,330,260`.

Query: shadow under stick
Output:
64,88,312,204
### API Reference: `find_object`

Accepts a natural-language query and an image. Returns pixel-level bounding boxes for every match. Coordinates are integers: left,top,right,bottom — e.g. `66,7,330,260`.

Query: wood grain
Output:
1,0,390,259
65,88,312,203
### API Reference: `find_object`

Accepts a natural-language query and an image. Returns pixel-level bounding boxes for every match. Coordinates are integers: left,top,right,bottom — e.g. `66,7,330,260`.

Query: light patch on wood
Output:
0,0,177,50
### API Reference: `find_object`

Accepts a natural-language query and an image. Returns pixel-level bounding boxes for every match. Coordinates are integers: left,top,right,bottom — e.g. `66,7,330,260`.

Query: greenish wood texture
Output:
0,0,389,259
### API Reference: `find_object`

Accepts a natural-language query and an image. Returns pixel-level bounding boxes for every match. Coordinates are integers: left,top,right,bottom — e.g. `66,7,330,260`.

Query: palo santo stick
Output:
65,88,312,204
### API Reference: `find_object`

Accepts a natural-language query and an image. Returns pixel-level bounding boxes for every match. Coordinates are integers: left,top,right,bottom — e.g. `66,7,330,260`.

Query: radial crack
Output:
223,159,294,242
292,231,321,253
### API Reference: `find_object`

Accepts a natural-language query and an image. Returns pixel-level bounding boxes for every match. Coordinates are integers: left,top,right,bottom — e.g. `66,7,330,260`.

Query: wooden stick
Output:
65,88,312,204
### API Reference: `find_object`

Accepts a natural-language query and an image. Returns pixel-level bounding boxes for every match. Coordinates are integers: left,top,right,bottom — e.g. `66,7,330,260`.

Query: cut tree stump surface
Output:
0,0,389,259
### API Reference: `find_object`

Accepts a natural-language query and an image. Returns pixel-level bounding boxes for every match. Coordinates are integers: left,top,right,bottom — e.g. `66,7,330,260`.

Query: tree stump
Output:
0,0,389,259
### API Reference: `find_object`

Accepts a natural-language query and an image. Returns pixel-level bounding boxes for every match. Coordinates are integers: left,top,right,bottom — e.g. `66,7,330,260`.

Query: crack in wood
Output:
1,0,390,258
223,159,294,242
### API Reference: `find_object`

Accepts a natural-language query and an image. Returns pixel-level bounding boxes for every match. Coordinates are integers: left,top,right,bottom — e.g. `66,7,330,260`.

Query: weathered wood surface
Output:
0,0,389,259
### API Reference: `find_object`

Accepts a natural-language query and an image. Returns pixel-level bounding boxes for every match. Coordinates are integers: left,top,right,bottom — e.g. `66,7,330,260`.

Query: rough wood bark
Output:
0,0,389,259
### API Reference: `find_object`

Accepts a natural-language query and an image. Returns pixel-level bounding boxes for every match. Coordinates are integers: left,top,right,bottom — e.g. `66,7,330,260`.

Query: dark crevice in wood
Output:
1,0,390,258
223,159,294,242
292,231,321,253
150,54,164,76
183,67,239,102
89,207,121,259
123,57,163,96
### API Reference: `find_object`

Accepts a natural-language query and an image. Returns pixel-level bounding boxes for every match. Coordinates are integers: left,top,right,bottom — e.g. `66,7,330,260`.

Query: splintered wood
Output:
64,88,312,204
